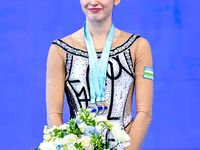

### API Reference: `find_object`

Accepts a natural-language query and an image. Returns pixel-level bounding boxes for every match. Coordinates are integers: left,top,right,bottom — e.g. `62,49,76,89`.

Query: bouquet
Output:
35,108,130,150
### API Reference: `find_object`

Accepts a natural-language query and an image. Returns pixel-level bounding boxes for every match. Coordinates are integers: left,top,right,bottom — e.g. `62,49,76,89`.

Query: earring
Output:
115,2,117,5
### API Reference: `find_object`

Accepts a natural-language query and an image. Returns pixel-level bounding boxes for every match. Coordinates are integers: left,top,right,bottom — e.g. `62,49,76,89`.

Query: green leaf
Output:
63,145,68,150
105,141,110,149
66,126,71,132
92,120,95,126
74,143,84,150
85,111,89,118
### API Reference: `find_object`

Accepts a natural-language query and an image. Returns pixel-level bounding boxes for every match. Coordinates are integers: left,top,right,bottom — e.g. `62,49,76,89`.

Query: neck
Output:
86,18,112,39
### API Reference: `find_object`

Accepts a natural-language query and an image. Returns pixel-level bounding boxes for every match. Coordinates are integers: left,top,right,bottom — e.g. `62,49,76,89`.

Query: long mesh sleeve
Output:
126,37,153,150
46,44,66,127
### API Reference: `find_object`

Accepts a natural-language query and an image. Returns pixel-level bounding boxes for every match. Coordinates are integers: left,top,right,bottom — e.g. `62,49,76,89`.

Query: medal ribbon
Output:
84,22,115,104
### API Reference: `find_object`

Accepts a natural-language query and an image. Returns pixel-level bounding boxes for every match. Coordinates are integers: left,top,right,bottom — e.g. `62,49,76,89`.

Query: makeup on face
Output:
88,8,102,12
80,0,116,22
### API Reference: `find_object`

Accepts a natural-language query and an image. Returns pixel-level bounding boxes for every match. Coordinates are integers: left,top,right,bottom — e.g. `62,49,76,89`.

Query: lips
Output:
89,8,102,12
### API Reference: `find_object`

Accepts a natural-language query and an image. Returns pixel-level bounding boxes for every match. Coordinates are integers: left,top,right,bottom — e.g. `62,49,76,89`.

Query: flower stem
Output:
111,143,119,150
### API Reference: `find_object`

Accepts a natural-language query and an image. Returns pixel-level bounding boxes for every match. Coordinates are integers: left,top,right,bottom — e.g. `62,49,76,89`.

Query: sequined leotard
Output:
46,31,153,149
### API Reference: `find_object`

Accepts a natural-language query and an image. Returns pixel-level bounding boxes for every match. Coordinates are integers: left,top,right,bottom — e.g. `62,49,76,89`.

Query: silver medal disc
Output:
96,102,104,114
88,103,98,115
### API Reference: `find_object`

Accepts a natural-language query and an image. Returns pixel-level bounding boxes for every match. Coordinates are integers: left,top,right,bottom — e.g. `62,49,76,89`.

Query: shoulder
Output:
120,30,150,46
50,28,84,51
136,37,150,48
121,30,150,48
111,29,133,48
136,37,151,55
129,35,151,54
117,30,149,47
61,28,84,44
116,29,132,40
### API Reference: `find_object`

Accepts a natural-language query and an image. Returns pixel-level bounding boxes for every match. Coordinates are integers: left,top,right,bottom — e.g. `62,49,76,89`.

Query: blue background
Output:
0,0,200,149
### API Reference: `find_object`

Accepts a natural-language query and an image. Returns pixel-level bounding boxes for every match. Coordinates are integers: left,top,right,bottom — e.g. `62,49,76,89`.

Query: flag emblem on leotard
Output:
143,67,154,80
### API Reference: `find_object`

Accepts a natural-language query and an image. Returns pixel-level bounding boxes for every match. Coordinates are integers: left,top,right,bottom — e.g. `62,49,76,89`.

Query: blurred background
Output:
0,0,200,149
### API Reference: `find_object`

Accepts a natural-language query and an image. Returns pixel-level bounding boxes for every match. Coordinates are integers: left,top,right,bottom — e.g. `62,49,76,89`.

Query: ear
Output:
114,0,121,6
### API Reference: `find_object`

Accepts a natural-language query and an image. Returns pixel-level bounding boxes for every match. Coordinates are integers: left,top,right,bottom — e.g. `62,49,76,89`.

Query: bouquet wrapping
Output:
35,108,130,150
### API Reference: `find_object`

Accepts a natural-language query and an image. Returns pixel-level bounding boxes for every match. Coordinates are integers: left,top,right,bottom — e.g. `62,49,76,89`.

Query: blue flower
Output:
75,118,82,125
56,145,63,150
84,126,99,138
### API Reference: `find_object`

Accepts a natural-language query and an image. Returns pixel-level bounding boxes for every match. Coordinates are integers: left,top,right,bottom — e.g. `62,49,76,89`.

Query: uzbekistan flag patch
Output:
143,67,154,80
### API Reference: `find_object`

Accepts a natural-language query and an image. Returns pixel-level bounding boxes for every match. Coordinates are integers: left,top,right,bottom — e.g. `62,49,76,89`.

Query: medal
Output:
87,103,98,115
84,22,115,115
102,101,109,114
96,102,104,114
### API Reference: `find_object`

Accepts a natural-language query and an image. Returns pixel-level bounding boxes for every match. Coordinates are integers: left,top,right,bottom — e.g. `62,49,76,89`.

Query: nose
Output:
90,0,99,5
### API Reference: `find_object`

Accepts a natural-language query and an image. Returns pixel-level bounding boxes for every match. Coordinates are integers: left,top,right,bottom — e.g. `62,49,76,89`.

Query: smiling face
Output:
80,0,119,22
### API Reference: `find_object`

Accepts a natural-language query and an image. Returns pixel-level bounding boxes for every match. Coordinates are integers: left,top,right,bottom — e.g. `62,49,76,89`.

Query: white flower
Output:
101,135,106,144
62,134,77,146
43,133,52,142
43,125,49,134
95,116,107,123
89,113,95,119
76,137,81,144
121,141,130,147
111,124,130,147
84,144,94,150
43,125,55,134
58,124,68,130
95,124,103,133
67,144,77,150
79,136,91,148
39,141,57,150
47,125,58,135
51,125,58,130
78,122,87,132
86,108,92,112
54,138,63,145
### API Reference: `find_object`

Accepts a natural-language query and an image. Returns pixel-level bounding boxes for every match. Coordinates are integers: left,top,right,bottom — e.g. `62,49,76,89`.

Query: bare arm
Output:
46,44,66,127
126,38,153,149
